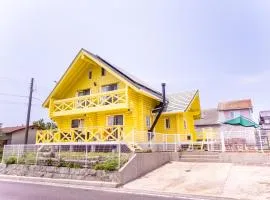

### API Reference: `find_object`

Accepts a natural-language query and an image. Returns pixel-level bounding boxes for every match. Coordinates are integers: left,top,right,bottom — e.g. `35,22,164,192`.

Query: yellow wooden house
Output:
37,49,201,150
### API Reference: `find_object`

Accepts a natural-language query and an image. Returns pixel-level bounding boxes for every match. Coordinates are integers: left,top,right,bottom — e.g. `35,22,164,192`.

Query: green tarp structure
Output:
224,116,259,128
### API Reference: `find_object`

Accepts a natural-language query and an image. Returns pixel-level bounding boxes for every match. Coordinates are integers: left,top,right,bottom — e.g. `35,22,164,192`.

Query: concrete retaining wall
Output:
118,152,177,184
179,151,270,165
0,164,118,182
219,152,270,165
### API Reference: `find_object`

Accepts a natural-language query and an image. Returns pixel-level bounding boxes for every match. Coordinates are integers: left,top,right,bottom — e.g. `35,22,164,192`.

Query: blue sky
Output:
0,0,270,126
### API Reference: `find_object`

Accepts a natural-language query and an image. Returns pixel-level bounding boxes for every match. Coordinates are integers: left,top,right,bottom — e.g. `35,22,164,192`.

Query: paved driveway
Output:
123,162,270,200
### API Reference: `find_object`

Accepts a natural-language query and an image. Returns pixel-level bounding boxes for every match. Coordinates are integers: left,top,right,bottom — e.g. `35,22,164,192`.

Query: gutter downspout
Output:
148,83,167,136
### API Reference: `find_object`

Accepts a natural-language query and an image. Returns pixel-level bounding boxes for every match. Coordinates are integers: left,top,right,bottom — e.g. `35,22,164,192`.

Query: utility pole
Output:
24,78,34,144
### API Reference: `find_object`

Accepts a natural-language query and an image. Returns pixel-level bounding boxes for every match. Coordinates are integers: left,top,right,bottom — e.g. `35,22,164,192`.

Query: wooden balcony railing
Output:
36,126,124,144
51,89,128,116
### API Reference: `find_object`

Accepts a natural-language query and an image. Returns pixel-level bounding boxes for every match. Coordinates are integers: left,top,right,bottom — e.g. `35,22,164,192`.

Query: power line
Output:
0,93,43,102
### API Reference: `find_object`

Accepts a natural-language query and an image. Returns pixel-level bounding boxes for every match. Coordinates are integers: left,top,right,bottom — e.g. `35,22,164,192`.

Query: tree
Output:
33,119,57,130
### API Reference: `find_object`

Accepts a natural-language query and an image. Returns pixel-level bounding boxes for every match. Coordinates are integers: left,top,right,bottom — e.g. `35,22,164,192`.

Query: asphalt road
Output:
0,180,213,200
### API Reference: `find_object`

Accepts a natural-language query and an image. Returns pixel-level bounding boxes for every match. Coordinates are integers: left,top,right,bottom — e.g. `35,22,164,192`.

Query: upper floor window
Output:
88,71,92,79
146,116,151,129
265,119,270,124
230,111,240,119
101,68,106,76
102,83,118,92
77,89,90,96
165,118,170,129
107,115,123,126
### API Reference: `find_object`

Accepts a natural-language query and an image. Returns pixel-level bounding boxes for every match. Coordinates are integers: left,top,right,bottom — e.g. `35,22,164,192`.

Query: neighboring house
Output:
195,99,256,142
1,126,37,145
259,110,270,131
218,99,253,122
195,108,220,140
37,48,201,147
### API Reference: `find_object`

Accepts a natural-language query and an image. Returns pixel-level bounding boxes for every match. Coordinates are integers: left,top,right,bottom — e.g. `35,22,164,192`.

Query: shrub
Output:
67,162,81,169
94,159,118,171
5,157,17,165
17,158,25,164
57,159,67,167
44,158,53,166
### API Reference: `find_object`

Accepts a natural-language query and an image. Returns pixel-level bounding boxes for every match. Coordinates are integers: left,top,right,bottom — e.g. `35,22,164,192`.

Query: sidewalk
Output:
124,162,270,200
0,174,119,188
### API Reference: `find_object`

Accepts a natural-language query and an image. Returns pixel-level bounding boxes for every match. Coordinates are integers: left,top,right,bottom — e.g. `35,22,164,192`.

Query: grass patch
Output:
94,159,118,171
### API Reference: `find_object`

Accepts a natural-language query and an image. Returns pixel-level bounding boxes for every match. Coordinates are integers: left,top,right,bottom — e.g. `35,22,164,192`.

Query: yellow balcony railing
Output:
36,126,124,144
51,89,128,116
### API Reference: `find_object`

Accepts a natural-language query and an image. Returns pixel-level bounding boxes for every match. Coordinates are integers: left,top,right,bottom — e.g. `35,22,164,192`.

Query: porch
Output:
50,89,128,117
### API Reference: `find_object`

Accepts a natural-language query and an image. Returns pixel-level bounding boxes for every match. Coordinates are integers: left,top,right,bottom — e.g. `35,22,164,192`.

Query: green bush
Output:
67,162,81,169
44,159,53,166
57,159,67,167
94,159,118,171
17,158,25,164
5,157,17,165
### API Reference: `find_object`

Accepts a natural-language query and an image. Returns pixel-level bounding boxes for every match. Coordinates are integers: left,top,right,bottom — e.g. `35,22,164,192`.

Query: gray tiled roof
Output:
164,90,198,112
83,49,163,100
195,108,220,126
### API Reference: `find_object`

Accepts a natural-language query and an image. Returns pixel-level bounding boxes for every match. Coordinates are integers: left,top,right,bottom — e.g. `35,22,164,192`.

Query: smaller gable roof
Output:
1,125,34,134
218,99,252,111
195,108,220,126
164,90,199,113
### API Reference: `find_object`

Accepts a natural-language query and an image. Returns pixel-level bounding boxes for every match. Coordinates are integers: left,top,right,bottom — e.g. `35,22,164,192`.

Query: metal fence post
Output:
118,140,121,169
16,145,20,164
1,145,6,163
220,131,226,152
258,129,264,153
35,145,39,165
85,145,88,167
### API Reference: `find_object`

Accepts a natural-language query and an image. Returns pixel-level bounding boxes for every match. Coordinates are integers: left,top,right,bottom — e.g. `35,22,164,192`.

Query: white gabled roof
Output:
164,90,198,113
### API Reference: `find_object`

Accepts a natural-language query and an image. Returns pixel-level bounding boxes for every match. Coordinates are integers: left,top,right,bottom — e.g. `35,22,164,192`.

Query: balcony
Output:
36,126,124,144
50,89,128,117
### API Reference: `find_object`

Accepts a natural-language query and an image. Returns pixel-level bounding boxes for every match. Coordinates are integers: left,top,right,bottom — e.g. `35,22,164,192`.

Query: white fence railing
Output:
2,143,132,170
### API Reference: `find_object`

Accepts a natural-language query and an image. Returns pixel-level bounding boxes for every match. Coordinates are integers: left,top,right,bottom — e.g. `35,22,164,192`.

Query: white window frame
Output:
106,115,124,126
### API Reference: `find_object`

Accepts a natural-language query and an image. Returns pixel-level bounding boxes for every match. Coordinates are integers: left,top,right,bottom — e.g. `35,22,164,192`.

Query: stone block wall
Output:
0,164,118,182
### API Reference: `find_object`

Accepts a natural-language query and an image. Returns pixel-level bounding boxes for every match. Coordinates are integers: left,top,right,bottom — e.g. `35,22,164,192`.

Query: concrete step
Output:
180,155,219,159
179,158,221,162
180,151,220,155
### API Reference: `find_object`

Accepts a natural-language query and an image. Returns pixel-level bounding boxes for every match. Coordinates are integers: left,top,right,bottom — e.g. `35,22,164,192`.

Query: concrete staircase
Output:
179,151,221,162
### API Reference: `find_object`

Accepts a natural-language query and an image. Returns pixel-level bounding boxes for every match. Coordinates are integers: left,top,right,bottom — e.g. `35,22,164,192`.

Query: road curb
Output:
0,175,119,188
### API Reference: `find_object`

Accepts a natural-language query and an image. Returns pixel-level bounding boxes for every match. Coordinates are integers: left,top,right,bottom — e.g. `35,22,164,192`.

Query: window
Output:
265,119,270,124
77,89,90,96
101,68,106,76
88,71,92,79
71,119,84,128
230,111,234,119
107,115,123,126
184,120,187,129
165,118,170,129
101,83,118,92
146,116,151,129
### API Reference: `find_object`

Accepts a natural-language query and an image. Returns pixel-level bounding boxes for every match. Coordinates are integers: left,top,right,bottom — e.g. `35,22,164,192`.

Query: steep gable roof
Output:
43,49,162,107
164,90,200,113
218,99,253,111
